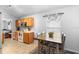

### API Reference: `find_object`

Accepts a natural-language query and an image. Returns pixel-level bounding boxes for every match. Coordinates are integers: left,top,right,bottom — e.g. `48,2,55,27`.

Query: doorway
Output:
1,13,13,49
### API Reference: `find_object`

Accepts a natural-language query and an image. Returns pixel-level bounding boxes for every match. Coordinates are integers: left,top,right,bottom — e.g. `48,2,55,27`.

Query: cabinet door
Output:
13,32,15,40
16,20,19,26
23,33,29,43
23,18,28,26
28,32,34,43
15,32,18,41
2,33,4,44
16,20,21,27
28,18,33,26
28,19,33,26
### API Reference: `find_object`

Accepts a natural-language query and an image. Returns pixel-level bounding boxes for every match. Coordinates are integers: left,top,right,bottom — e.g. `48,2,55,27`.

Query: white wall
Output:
21,6,79,53
54,6,79,53
39,6,79,53
1,10,16,32
0,9,16,48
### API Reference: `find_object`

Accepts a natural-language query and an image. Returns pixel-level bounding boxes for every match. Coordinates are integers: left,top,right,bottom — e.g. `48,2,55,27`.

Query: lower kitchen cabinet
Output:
13,31,19,41
23,32,34,44
13,31,34,44
2,33,4,44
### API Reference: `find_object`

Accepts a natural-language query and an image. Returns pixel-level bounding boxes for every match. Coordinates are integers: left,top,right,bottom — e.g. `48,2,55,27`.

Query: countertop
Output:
38,32,62,43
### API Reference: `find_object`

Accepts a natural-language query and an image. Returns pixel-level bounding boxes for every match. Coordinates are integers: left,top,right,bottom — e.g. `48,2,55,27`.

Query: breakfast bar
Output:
37,32,64,54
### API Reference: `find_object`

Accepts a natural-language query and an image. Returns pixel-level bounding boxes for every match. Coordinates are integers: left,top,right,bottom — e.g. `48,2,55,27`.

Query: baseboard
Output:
64,48,79,54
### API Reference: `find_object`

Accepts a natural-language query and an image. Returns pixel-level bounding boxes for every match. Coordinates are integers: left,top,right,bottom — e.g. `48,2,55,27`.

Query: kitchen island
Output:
13,31,34,44
23,31,34,44
37,32,63,54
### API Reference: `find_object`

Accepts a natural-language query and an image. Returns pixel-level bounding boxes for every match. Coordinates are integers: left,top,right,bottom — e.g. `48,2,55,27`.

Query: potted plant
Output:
48,32,54,39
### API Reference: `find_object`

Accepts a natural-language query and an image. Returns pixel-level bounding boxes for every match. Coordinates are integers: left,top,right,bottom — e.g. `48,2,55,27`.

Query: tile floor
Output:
0,39,76,54
0,39,38,54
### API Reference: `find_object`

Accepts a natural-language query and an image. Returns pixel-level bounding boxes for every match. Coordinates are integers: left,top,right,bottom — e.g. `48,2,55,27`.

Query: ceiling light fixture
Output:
0,12,2,14
9,5,12,7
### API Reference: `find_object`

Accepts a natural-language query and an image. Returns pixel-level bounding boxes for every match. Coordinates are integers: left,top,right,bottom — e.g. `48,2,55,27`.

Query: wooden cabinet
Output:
28,18,34,26
23,32,34,44
16,17,34,27
13,31,19,41
23,17,34,26
16,20,21,27
16,20,19,27
2,33,4,44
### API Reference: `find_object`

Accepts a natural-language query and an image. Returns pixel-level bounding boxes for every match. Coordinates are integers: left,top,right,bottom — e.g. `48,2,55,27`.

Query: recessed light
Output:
0,12,2,14
9,5,12,7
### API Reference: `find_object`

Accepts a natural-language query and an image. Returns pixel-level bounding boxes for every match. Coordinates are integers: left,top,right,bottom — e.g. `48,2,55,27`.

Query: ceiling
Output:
0,5,72,18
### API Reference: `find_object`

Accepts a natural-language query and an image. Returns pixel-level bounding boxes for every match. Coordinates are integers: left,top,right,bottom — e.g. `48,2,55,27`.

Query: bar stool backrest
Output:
61,32,66,44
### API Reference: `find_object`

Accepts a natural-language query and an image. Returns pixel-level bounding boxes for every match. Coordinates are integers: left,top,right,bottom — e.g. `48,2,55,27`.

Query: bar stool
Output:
38,39,50,54
59,33,66,53
48,42,57,54
48,33,66,54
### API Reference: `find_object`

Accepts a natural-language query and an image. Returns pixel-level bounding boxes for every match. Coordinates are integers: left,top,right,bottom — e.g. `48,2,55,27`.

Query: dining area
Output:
37,32,66,54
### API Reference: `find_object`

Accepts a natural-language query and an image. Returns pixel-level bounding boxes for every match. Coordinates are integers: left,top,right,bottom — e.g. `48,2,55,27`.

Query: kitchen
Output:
0,5,79,54
13,17,34,44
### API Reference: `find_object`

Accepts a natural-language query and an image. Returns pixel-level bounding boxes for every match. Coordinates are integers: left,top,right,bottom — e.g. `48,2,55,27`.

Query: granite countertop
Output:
38,32,62,43
38,33,46,40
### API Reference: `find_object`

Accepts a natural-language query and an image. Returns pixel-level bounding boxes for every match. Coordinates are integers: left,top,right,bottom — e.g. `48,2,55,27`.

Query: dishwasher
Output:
18,32,23,42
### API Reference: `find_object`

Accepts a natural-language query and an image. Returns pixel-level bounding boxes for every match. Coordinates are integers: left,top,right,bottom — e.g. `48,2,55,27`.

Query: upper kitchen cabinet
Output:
16,19,21,27
23,17,34,27
27,17,34,26
16,17,34,27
